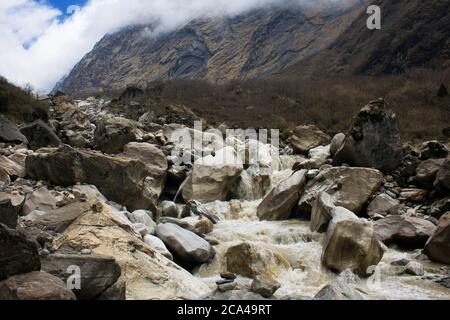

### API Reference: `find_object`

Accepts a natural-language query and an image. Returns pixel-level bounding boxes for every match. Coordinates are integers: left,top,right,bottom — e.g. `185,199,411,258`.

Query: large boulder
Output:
424,212,450,264
297,145,331,169
314,274,365,300
434,157,450,194
418,141,448,160
41,254,121,300
182,146,243,202
0,223,41,280
367,194,402,218
330,133,346,156
0,196,21,228
298,167,383,215
374,215,436,247
21,187,57,216
225,242,281,279
122,142,168,205
156,223,214,264
20,120,62,150
93,117,144,154
257,170,306,221
310,192,358,233
333,99,403,173
287,125,330,155
322,211,384,276
0,271,76,300
0,155,25,178
0,115,28,144
24,201,94,233
25,146,161,211
54,201,210,300
415,159,445,189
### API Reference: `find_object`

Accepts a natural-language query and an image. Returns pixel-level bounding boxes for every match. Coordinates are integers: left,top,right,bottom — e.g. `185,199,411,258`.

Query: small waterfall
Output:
173,170,192,203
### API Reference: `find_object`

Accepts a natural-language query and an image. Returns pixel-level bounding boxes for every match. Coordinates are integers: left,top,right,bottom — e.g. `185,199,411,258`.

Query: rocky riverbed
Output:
0,93,449,300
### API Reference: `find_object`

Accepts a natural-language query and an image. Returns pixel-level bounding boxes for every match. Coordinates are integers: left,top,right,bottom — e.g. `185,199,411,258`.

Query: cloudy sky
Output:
0,0,345,93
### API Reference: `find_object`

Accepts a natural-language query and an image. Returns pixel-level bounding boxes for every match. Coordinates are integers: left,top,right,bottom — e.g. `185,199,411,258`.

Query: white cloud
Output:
0,0,349,92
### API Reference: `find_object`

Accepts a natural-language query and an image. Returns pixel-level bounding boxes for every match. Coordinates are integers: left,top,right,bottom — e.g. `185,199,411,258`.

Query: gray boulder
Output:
250,276,281,298
299,167,383,215
156,223,214,264
20,120,62,150
40,254,121,300
415,159,445,189
0,115,28,144
322,208,384,276
25,146,162,211
367,194,402,218
288,125,330,155
257,170,306,221
0,223,41,280
374,215,436,247
434,157,450,194
333,99,403,173
0,271,76,300
424,212,450,264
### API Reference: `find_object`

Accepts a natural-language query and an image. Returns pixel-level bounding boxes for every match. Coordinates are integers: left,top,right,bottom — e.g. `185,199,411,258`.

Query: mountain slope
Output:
279,0,450,78
57,1,366,97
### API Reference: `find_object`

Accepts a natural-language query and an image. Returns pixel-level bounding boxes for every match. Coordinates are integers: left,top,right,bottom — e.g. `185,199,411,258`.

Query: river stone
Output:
93,116,144,154
333,99,403,173
143,235,173,260
20,120,62,150
434,157,450,194
40,253,121,300
310,192,358,233
0,271,76,300
424,212,450,264
430,197,450,219
0,168,10,186
54,201,210,300
330,133,346,156
122,142,168,205
298,145,331,169
24,201,93,233
257,170,306,221
0,223,41,280
156,223,214,264
415,159,445,189
0,155,25,178
226,242,281,279
127,210,156,234
25,146,161,212
367,194,402,218
0,199,19,228
182,146,243,202
298,167,383,215
374,215,436,247
21,187,57,216
287,125,330,155
182,216,214,235
405,261,425,276
250,276,281,298
98,277,126,300
322,212,384,276
158,201,179,219
314,277,365,300
418,141,448,160
0,115,28,144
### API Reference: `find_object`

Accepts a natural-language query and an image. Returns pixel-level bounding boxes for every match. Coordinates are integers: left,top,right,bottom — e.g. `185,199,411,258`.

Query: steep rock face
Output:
57,4,366,97
282,0,450,78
